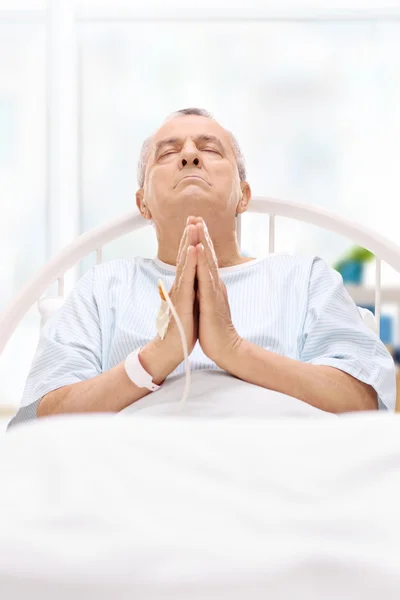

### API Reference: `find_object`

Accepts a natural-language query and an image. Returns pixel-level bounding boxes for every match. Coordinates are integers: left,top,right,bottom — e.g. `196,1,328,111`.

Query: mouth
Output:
175,175,210,187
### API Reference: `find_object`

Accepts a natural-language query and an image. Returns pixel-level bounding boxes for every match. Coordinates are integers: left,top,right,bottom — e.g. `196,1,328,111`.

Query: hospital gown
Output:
8,254,396,427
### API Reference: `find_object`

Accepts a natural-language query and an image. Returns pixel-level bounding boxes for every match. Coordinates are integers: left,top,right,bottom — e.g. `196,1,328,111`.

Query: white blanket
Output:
0,413,400,599
119,370,336,418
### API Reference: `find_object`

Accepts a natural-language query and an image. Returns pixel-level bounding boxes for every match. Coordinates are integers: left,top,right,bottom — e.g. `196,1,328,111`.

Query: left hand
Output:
193,217,242,367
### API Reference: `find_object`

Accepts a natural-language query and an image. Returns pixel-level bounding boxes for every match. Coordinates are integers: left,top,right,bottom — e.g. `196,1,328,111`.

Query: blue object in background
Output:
393,347,400,364
338,261,363,284
379,315,393,345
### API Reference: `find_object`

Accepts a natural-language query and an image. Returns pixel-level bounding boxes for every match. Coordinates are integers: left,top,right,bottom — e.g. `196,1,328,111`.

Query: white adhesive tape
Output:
156,300,170,339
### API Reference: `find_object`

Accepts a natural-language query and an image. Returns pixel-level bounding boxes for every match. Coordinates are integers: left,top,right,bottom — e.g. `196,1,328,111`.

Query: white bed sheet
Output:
0,413,400,599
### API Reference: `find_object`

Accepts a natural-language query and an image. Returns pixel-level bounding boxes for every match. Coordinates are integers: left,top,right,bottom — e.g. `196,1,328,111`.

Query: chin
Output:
177,187,210,206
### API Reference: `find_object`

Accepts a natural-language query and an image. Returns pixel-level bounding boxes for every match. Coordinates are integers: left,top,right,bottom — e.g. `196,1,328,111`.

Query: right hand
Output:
138,217,199,384
162,217,199,362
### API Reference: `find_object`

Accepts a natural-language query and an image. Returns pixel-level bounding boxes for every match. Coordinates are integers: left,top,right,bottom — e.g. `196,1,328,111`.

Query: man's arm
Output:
34,220,201,420
194,221,392,413
37,339,178,417
219,338,378,413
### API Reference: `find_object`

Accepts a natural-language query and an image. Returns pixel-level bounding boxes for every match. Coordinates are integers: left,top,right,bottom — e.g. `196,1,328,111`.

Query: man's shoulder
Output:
263,253,335,273
257,253,338,287
260,252,316,272
92,256,152,282
93,257,136,278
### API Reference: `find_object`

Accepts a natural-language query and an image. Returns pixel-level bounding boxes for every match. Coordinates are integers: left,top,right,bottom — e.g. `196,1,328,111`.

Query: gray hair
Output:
137,108,246,188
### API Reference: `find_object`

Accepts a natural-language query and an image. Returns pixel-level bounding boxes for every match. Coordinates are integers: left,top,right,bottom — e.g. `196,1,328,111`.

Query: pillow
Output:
357,306,378,334
37,297,65,336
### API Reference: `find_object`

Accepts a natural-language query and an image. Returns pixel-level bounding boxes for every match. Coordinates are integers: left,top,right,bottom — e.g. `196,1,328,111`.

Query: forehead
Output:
152,115,232,152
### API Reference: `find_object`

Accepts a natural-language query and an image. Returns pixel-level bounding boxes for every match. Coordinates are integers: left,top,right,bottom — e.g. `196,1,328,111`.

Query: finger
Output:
177,217,195,263
176,224,196,278
179,245,197,297
176,227,188,276
174,218,200,283
196,220,216,259
196,222,218,276
196,243,214,294
202,221,218,263
187,223,200,249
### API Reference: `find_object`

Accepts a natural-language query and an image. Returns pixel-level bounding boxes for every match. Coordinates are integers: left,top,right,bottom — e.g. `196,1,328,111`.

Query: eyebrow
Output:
154,134,225,156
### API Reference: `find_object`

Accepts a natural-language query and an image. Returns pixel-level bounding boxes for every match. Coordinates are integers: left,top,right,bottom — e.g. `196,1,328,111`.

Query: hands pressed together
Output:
164,216,242,368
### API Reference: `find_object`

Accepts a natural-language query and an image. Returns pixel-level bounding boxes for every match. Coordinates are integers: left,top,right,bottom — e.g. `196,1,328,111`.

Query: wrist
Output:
214,334,244,372
139,338,180,385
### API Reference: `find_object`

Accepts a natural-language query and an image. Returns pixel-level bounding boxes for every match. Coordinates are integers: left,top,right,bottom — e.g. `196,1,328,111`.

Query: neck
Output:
156,221,251,268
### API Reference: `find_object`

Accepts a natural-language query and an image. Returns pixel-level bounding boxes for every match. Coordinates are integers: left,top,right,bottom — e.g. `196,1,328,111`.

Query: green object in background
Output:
333,245,375,284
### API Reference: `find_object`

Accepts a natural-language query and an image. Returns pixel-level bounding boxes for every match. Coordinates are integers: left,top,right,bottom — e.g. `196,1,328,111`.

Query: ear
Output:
136,188,152,220
236,181,252,216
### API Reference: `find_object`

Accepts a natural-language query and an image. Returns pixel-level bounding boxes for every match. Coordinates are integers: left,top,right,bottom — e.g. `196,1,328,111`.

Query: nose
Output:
181,157,200,167
180,142,201,170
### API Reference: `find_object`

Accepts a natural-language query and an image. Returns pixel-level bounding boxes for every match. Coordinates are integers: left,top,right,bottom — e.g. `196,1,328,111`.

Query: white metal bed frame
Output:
2,196,400,359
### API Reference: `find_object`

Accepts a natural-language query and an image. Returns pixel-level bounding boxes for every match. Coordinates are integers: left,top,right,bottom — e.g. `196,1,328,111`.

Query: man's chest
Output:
99,274,306,370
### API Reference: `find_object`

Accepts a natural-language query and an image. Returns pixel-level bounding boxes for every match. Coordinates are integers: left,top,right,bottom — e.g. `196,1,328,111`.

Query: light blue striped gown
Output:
9,254,396,427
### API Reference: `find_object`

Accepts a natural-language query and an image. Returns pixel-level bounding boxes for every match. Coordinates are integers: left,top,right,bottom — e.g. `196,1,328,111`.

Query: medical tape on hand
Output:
156,281,171,340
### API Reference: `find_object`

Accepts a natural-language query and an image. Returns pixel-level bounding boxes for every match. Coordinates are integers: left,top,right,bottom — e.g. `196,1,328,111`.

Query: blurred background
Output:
1,0,400,416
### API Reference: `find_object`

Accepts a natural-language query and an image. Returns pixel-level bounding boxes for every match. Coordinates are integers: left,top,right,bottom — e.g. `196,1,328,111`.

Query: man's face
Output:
139,115,244,227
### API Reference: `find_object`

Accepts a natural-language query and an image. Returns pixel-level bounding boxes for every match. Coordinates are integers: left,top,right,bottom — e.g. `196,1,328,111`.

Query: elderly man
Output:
9,108,395,427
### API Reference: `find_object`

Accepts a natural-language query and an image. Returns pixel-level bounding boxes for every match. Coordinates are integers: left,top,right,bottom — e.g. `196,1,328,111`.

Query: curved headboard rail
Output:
248,197,400,271
0,211,147,357
1,196,400,357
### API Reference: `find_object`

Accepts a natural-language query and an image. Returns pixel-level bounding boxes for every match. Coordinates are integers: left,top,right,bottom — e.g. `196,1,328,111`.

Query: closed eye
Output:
203,148,219,154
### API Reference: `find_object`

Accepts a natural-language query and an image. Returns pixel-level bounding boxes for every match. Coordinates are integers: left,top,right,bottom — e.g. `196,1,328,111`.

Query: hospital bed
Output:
1,196,400,600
